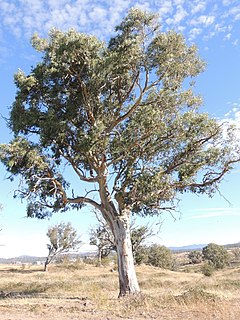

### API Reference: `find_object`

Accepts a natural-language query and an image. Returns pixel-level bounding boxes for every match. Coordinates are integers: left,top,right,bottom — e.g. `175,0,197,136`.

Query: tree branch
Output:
67,196,102,211
60,150,99,183
69,66,95,125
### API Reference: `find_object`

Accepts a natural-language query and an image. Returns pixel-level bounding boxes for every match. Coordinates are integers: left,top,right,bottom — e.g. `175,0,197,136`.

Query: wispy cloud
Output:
190,15,215,27
191,1,207,15
222,102,240,141
188,207,240,219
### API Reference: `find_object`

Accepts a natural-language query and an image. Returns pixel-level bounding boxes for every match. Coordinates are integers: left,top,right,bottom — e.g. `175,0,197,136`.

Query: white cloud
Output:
220,105,240,152
173,0,185,5
174,5,188,23
134,1,151,12
188,27,202,40
233,39,239,46
89,6,107,22
191,1,207,15
190,15,215,26
222,0,235,5
188,207,240,219
229,5,240,15
224,32,231,40
0,0,239,48
234,13,240,20
157,0,174,17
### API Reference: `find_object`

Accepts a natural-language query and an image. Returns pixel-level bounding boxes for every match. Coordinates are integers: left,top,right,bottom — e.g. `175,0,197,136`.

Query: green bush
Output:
147,244,173,269
232,248,240,261
201,263,215,277
134,245,149,265
202,243,230,269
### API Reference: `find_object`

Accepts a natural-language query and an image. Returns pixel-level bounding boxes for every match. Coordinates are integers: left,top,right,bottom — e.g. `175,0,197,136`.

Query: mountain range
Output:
0,243,239,263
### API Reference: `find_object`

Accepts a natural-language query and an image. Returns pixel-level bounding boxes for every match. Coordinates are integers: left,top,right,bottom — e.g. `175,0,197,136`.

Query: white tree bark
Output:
111,213,140,296
98,172,140,296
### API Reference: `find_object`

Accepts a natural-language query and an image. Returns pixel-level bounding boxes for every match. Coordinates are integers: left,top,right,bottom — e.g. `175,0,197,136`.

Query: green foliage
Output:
44,222,81,270
188,250,203,264
131,225,154,264
202,243,230,269
134,245,149,265
89,218,115,265
0,8,237,221
146,244,173,269
232,248,240,261
201,263,215,277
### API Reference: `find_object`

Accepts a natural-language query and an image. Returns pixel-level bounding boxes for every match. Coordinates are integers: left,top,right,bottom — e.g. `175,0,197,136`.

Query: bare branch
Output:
175,159,240,191
69,66,95,125
67,196,102,211
60,150,99,183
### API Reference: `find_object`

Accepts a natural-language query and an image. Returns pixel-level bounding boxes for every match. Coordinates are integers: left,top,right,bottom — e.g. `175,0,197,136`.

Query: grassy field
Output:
0,261,239,319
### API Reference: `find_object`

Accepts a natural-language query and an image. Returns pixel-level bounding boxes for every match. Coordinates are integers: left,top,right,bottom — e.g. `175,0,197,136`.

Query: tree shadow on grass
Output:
0,267,44,274
0,279,51,299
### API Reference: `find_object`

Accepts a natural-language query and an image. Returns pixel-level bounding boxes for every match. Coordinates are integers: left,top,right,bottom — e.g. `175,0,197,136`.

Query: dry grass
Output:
0,263,239,319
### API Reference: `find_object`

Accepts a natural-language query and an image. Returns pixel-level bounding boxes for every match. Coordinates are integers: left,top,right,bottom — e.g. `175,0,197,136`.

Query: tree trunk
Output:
98,173,140,296
44,260,49,272
97,248,102,267
44,255,51,272
111,214,140,297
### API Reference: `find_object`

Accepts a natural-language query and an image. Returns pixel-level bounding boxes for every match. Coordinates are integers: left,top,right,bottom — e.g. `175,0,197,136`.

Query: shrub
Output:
232,248,240,261
147,244,173,269
188,250,202,264
134,245,149,265
201,263,215,277
202,243,230,269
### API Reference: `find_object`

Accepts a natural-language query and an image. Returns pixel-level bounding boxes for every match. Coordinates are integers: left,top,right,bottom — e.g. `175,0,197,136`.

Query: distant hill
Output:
169,244,206,252
0,251,97,264
0,255,46,264
169,242,240,252
224,242,240,249
1,243,239,263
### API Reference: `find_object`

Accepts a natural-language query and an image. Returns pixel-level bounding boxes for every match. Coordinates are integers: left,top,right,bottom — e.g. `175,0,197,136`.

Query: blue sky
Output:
0,0,240,258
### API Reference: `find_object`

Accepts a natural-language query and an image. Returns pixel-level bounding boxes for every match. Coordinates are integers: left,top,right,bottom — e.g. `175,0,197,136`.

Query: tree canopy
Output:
0,9,238,219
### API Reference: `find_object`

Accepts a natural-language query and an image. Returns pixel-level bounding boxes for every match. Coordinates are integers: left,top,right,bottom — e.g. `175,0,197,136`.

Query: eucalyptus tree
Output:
89,215,116,266
44,222,81,271
0,9,238,296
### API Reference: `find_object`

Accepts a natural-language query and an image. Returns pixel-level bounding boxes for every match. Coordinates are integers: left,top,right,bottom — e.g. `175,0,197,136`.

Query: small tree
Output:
89,217,115,266
147,244,173,269
44,222,81,271
131,225,154,264
188,250,202,264
202,243,230,269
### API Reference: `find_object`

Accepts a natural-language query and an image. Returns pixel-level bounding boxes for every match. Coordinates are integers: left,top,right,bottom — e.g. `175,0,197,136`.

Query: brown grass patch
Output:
0,263,239,319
